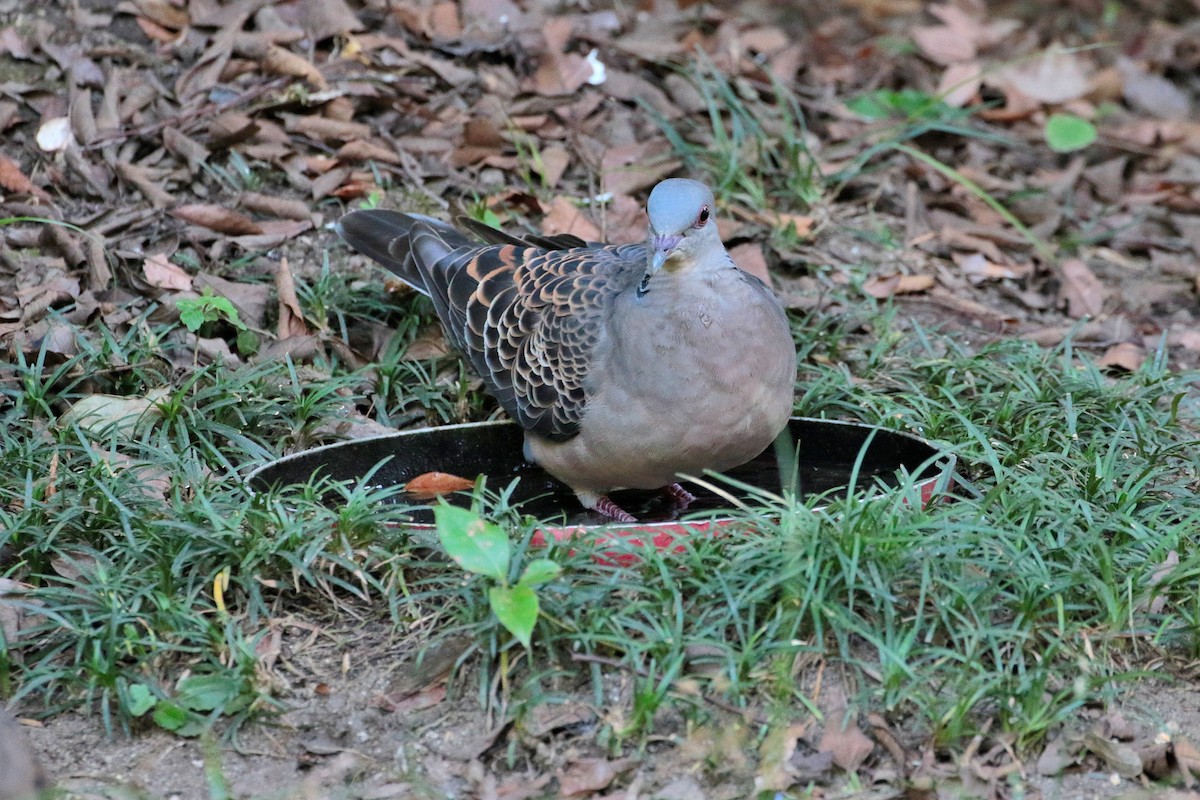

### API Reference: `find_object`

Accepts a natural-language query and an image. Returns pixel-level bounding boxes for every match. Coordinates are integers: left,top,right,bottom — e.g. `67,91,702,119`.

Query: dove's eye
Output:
695,206,710,227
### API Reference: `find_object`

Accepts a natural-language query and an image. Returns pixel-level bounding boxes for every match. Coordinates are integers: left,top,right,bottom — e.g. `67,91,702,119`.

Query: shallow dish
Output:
246,417,957,551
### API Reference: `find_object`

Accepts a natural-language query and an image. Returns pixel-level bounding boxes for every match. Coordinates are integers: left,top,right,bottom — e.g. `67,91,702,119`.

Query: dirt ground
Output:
21,623,1200,800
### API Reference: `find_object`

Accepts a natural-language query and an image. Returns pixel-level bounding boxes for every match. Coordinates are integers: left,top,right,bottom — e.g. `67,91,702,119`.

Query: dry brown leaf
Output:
175,28,234,101
39,224,85,271
404,472,475,498
601,194,646,245
601,69,677,119
171,204,263,236
535,51,596,96
102,450,172,500
68,86,97,145
937,224,1012,262
135,15,178,43
0,153,49,199
938,61,983,107
275,257,308,339
1057,258,1106,318
239,192,312,222
741,25,788,55
817,720,874,772
208,112,263,148
394,135,454,155
15,278,82,332
162,127,210,171
863,273,935,298
558,758,618,797
403,325,450,360
252,623,282,670
997,46,1090,104
1138,739,1173,780
1082,732,1143,778
116,161,174,208
1036,733,1080,776
529,17,597,96
541,196,601,242
280,113,370,143
194,336,239,366
956,252,1031,283
1140,549,1180,615
538,145,570,189
463,116,506,149
362,32,476,86
310,166,353,200
773,212,813,238
252,335,321,366
132,0,189,29
374,682,447,714
327,176,376,201
598,142,677,198
194,274,270,330
677,722,753,778
0,26,32,58
928,286,1021,325
522,701,595,738
59,391,165,437
0,578,35,650
912,24,975,65
0,711,48,800
1174,737,1200,785
0,99,19,133
1098,342,1146,372
486,772,553,800
729,242,771,284
294,0,364,41
262,45,327,89
1118,57,1193,121
142,253,192,291
429,2,461,38
337,139,402,164
911,4,1014,65
756,722,807,792
230,219,314,250
611,16,693,60
50,550,105,582
1168,329,1200,350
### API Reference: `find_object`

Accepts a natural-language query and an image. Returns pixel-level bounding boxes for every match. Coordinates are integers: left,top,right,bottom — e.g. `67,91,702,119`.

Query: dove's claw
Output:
663,483,695,510
593,495,637,523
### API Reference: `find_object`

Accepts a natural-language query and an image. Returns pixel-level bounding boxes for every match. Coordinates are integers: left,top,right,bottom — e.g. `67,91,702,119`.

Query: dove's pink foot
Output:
593,495,637,523
663,483,696,510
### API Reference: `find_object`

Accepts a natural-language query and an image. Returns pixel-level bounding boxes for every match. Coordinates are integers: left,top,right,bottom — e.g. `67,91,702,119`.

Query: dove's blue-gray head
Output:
645,178,720,275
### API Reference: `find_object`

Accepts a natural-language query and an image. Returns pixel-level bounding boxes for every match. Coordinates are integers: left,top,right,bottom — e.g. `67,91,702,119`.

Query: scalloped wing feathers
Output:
336,209,645,440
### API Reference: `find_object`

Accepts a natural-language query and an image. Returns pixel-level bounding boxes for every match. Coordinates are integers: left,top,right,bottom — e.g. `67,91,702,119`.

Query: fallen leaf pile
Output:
1,0,1199,381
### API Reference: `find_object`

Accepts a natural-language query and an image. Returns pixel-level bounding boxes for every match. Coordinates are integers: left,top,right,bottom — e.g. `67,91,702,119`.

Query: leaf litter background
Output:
2,0,1200,797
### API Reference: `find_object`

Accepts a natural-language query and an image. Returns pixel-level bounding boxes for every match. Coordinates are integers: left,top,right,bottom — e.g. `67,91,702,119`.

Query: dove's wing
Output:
337,209,645,440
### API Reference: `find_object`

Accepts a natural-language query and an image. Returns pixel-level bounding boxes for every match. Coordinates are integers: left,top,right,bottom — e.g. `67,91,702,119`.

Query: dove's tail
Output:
336,210,473,295
339,209,598,296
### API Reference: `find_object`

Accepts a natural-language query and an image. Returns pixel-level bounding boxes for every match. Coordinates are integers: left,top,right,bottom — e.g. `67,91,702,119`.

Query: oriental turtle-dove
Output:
337,179,797,521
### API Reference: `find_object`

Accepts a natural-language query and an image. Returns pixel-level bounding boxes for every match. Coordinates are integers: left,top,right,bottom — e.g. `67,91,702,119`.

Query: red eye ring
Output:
696,205,710,227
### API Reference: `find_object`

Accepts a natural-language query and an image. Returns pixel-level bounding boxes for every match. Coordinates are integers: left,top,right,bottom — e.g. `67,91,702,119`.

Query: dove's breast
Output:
526,268,797,494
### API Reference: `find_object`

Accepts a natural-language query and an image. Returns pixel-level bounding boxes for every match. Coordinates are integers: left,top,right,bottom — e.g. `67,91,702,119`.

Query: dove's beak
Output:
649,234,682,273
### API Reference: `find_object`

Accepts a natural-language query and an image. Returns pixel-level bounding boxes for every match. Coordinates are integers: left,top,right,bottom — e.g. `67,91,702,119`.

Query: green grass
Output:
5,279,1196,766
648,54,823,214
518,332,1199,751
